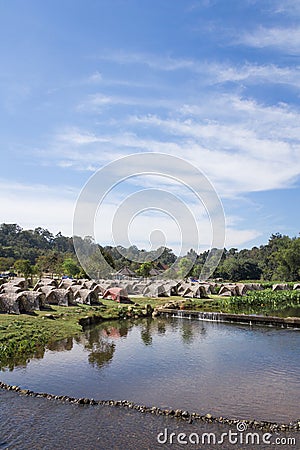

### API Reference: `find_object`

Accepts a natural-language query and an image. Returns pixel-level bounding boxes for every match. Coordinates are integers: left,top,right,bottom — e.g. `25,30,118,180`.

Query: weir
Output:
158,309,300,329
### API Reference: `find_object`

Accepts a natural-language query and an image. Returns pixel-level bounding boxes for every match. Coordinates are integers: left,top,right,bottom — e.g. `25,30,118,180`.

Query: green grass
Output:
0,304,115,369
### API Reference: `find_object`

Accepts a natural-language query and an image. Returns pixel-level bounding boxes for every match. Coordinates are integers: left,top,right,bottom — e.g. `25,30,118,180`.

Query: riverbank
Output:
0,297,168,368
1,292,300,368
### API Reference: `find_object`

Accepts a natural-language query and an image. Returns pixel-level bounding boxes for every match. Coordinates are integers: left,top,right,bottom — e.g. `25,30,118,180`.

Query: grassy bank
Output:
0,298,169,368
0,304,120,369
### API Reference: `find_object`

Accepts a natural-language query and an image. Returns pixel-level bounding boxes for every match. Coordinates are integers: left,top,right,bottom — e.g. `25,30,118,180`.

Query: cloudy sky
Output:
1,0,300,252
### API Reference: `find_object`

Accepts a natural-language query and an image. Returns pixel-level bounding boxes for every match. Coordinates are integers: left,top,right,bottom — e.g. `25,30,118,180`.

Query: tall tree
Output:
62,258,81,277
13,259,32,278
136,262,153,277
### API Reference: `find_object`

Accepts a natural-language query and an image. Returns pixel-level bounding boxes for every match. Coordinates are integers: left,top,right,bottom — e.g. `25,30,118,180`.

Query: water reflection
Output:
0,318,209,371
48,337,73,352
88,341,115,369
140,318,153,346
1,318,300,422
83,318,208,352
0,345,46,372
181,321,206,345
156,320,166,335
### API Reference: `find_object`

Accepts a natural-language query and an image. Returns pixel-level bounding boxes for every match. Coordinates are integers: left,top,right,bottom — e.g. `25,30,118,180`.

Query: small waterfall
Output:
197,311,221,322
171,310,222,322
161,308,300,328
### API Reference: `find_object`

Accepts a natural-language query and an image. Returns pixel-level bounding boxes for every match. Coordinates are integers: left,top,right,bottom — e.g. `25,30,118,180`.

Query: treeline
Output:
182,233,300,281
0,223,78,277
0,224,299,281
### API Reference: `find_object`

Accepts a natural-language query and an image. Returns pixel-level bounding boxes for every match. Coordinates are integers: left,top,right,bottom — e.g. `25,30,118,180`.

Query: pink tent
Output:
102,287,132,303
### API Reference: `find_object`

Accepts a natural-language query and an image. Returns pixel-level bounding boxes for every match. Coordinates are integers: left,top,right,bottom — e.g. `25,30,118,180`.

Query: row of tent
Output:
0,277,135,314
1,277,300,314
0,277,104,314
97,279,261,298
101,280,300,298
213,282,300,296
95,278,215,298
272,283,300,291
36,278,132,303
0,278,46,314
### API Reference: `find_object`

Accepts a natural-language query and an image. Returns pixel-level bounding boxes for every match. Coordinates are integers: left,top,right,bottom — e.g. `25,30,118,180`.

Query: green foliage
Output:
62,258,81,277
275,239,300,281
1,223,300,282
219,257,262,281
0,256,15,272
177,257,194,279
219,289,300,313
13,259,33,278
35,251,64,277
0,223,74,264
0,307,88,368
136,261,153,277
83,252,112,279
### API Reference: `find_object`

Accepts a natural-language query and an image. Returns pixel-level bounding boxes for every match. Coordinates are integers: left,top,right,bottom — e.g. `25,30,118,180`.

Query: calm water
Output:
1,317,300,423
1,390,286,450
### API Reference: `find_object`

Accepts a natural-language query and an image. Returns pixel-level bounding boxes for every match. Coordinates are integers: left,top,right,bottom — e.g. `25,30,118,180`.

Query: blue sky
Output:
1,0,300,252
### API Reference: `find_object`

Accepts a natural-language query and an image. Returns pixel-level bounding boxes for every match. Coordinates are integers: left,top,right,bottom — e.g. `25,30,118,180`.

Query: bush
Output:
219,289,300,311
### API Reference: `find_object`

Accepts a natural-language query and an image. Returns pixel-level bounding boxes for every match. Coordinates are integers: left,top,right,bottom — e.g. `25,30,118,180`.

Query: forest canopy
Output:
0,224,299,281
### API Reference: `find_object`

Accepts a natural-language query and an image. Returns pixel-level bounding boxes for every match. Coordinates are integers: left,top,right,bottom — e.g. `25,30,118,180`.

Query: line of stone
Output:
1,381,299,433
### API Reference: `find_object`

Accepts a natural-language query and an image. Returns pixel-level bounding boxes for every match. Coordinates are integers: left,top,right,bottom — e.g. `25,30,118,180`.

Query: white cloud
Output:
40,93,300,197
238,27,300,53
207,62,300,87
225,228,261,248
87,71,103,83
95,51,300,88
125,97,300,195
57,129,107,145
77,92,176,112
271,0,300,15
93,187,257,252
96,50,197,72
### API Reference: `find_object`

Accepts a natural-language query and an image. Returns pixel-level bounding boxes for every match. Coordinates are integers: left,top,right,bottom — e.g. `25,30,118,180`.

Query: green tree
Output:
0,257,15,272
275,238,300,281
260,234,292,280
177,257,194,279
13,259,32,278
220,258,239,281
219,257,262,281
36,251,64,277
136,262,152,277
156,247,176,265
62,257,81,277
82,251,112,279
